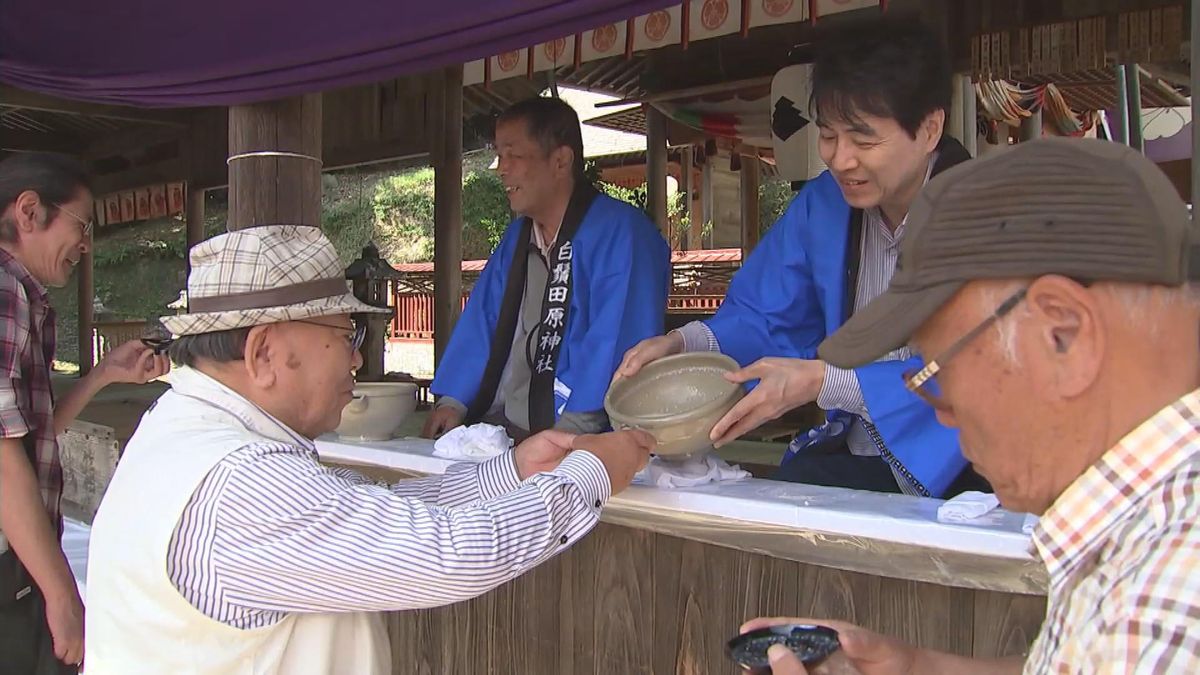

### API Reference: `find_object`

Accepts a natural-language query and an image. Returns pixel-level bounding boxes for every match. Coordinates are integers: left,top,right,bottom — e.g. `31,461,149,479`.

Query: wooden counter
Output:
319,437,1047,674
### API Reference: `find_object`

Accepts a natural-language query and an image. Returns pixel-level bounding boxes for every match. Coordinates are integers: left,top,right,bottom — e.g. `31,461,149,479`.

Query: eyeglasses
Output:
139,319,366,356
293,318,366,351
53,204,94,237
902,287,1028,410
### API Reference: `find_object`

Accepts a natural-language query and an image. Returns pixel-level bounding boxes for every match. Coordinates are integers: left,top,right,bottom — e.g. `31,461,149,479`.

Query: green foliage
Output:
758,176,796,235
360,160,513,263
597,180,688,247
370,169,436,262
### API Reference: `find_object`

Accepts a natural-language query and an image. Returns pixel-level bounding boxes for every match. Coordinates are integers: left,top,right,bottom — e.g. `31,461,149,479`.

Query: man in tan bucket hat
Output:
83,225,653,674
743,138,1200,673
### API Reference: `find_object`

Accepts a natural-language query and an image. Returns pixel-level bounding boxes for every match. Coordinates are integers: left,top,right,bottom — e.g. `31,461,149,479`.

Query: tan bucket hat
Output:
160,225,388,337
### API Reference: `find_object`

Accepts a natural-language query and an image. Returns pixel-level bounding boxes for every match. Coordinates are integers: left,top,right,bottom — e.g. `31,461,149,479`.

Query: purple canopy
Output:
0,0,676,108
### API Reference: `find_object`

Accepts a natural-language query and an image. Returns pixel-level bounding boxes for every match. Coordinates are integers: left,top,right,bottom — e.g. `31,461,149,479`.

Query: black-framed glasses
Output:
293,318,366,351
902,287,1028,410
54,203,94,237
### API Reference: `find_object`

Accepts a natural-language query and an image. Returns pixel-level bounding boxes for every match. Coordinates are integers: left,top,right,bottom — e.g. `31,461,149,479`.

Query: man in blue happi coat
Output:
424,97,670,441
617,16,983,497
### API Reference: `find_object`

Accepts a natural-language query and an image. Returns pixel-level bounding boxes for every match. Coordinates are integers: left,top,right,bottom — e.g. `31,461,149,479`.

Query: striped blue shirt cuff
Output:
548,450,612,509
476,452,523,501
816,364,869,419
675,321,721,353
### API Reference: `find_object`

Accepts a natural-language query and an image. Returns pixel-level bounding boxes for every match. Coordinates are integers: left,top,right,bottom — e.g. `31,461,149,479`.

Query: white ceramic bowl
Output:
334,382,419,441
604,352,745,460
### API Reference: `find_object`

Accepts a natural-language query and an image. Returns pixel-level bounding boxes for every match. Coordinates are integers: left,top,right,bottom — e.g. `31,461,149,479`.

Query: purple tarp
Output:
0,0,677,108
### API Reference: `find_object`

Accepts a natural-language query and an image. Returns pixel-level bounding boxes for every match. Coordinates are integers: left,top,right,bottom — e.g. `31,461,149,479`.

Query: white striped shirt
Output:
164,376,610,629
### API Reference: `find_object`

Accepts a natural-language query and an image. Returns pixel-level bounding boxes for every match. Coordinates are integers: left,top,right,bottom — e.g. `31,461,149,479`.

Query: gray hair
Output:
167,328,251,368
980,279,1200,363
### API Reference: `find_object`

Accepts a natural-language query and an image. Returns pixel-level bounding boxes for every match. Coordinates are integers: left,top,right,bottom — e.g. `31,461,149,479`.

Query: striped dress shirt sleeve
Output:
169,443,610,625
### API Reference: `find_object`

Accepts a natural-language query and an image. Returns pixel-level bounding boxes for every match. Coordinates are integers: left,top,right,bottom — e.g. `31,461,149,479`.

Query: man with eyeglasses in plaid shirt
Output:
0,153,169,674
742,139,1200,674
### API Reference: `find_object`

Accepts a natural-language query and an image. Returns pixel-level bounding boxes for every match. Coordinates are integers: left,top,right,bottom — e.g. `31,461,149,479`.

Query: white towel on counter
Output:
937,490,1001,523
432,423,513,461
635,453,751,489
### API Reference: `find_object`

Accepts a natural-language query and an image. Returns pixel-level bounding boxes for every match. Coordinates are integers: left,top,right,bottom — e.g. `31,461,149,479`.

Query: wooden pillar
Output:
948,76,965,147
645,105,669,237
1019,110,1041,142
185,184,206,275
432,65,464,369
679,145,695,250
959,75,977,157
77,248,94,375
1113,66,1130,146
227,94,322,231
1125,64,1144,153
701,158,713,247
740,154,760,255
1192,0,1199,205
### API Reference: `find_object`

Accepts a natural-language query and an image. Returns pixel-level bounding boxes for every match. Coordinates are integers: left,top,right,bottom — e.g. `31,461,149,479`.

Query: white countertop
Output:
316,435,1047,595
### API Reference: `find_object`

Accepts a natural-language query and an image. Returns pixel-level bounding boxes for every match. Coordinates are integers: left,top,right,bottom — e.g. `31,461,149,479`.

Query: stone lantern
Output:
344,242,401,380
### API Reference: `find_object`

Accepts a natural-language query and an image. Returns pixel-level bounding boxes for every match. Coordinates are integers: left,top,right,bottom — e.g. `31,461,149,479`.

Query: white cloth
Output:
432,423,513,460
635,453,750,489
937,490,1001,523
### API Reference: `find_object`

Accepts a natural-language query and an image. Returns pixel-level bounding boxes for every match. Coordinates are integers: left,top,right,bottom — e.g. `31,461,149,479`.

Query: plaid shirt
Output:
0,248,60,540
1025,388,1200,673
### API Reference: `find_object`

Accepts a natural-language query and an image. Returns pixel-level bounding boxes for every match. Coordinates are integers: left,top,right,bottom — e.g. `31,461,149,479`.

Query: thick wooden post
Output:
227,94,322,230
185,184,206,274
432,66,464,369
645,105,669,238
740,154,760,255
77,248,94,374
679,145,695,250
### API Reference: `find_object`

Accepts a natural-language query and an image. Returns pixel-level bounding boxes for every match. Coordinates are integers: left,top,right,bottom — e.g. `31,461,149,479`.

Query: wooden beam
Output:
0,85,190,127
0,129,85,154
595,76,774,108
325,142,427,172
227,94,322,230
433,66,464,369
92,157,186,195
645,105,669,238
84,125,182,161
740,154,760,255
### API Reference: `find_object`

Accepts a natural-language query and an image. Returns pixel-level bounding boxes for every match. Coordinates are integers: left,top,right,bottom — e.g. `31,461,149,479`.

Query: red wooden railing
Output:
390,289,726,342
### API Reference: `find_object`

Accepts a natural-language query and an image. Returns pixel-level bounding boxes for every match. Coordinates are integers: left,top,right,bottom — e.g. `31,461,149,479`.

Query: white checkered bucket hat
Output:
160,225,388,337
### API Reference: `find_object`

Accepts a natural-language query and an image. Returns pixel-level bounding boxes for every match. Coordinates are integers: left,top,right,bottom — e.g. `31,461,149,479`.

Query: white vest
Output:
85,369,390,674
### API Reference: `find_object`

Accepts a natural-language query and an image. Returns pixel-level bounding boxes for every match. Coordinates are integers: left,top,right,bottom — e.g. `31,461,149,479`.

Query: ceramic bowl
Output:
334,382,418,441
604,352,744,460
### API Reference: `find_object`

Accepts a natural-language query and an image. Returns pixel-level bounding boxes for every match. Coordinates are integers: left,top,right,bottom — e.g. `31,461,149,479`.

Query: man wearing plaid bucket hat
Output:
83,225,654,674
744,138,1200,673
